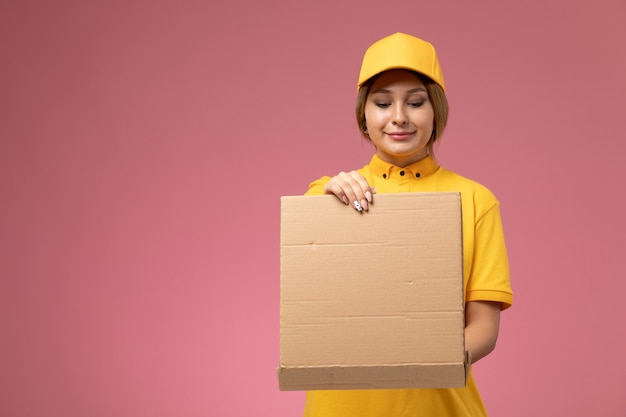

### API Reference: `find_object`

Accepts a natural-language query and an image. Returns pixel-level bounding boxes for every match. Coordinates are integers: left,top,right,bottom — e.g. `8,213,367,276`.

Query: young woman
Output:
302,32,514,417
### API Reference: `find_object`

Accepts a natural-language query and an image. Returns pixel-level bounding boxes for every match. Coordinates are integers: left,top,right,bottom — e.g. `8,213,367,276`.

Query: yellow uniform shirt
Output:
303,154,513,417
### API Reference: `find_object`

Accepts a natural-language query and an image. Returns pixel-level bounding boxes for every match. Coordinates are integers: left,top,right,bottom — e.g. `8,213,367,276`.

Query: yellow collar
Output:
368,154,439,179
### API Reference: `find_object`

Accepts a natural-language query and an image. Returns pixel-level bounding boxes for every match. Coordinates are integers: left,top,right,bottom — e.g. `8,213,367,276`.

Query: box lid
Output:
279,192,467,390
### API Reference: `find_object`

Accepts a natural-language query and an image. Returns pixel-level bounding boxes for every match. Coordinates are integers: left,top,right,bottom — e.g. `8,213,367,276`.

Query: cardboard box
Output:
278,192,468,391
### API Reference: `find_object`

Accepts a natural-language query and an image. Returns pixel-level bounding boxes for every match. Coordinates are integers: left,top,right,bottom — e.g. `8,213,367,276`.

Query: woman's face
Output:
364,69,435,167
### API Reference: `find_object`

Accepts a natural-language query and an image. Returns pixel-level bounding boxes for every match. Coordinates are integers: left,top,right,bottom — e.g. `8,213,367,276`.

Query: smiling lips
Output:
386,131,415,141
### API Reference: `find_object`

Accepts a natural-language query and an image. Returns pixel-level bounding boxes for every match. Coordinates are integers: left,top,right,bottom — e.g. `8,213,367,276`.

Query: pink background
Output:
2,0,625,416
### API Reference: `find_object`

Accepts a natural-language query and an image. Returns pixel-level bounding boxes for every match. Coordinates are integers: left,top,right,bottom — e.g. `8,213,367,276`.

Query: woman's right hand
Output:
323,171,375,212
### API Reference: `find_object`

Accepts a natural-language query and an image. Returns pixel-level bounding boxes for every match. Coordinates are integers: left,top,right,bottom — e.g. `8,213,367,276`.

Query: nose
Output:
392,103,408,125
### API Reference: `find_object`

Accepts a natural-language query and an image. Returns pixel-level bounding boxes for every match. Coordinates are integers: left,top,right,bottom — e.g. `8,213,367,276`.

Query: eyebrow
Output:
371,87,428,95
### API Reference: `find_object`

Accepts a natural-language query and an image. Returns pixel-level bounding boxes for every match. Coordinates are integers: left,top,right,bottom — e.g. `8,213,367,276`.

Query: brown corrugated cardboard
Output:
278,192,468,391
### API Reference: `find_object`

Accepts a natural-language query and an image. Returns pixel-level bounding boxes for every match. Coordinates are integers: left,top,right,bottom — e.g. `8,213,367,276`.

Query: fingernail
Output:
353,200,363,212
365,191,372,202
361,198,369,211
342,196,349,205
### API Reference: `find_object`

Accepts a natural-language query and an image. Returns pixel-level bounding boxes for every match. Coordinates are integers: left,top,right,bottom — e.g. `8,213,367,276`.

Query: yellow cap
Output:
357,33,445,91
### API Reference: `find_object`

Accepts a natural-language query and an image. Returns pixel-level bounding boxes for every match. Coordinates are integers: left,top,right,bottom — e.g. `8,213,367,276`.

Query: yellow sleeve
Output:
466,201,514,310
